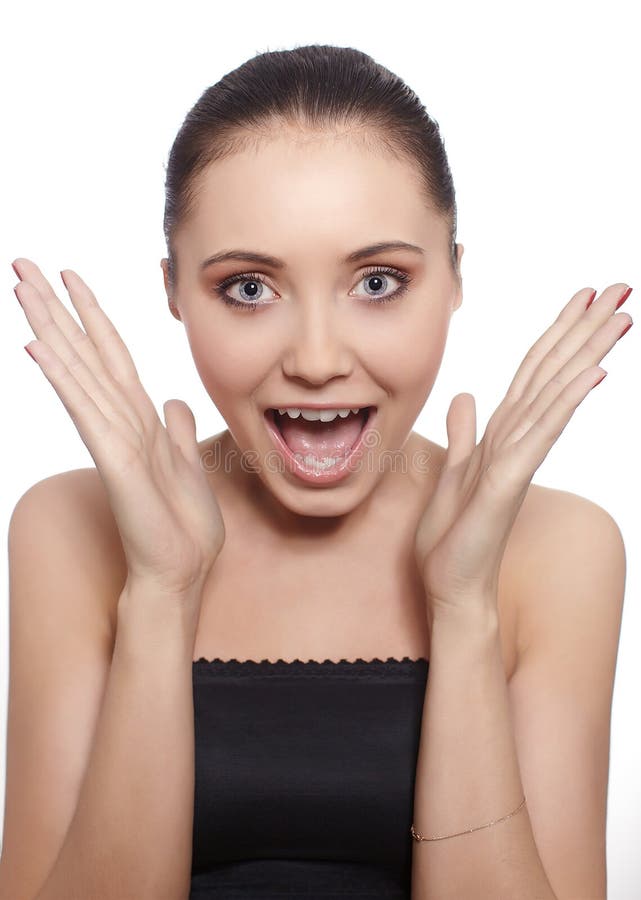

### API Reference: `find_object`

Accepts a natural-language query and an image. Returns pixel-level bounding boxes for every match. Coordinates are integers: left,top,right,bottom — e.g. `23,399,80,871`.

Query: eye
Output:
212,272,277,310
211,264,413,311
351,266,412,304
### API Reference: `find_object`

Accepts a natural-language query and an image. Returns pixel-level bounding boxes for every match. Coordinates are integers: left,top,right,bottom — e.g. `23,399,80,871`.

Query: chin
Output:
258,467,379,521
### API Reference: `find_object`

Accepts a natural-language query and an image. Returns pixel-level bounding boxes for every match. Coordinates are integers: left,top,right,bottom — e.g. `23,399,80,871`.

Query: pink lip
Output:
263,407,378,486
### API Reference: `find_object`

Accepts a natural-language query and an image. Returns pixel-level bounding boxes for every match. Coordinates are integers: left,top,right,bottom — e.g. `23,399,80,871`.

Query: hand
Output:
12,257,226,603
414,282,633,625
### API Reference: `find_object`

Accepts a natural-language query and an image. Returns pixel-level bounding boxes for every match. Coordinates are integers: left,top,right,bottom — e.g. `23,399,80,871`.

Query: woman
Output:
0,44,630,900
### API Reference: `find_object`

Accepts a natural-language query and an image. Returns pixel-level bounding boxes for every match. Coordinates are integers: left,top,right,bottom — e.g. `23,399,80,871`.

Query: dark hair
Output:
163,44,458,289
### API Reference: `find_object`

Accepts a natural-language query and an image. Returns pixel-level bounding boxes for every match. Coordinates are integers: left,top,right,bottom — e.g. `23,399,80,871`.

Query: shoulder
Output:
10,467,127,625
501,484,625,898
505,482,626,665
2,469,126,897
11,466,123,553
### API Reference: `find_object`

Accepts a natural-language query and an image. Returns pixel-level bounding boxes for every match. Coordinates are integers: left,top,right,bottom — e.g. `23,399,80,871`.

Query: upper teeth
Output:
275,407,365,422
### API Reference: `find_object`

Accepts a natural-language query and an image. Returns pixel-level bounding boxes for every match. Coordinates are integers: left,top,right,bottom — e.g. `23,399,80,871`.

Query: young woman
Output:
0,44,630,900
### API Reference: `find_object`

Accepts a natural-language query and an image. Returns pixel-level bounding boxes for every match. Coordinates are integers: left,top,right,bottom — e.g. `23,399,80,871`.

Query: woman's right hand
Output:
12,257,226,604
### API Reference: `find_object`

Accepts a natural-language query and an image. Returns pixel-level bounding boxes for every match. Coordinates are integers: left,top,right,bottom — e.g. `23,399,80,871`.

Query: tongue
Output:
277,411,365,459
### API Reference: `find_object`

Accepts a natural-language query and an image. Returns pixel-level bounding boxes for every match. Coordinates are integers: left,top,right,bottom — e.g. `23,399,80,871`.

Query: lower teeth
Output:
301,455,340,470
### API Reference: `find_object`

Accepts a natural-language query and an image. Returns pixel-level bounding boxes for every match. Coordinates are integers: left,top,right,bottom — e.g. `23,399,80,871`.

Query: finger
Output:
507,313,632,442
14,259,161,437
24,339,116,467
15,258,143,391
500,287,597,403
58,267,142,386
480,286,595,446
503,284,629,406
510,286,631,411
61,268,165,436
495,365,607,486
444,393,477,471
415,395,485,565
15,279,142,435
487,283,630,448
163,399,201,470
24,338,164,483
12,257,108,375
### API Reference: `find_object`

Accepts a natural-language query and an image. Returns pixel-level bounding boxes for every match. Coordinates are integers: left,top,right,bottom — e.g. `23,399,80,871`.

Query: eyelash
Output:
211,265,412,311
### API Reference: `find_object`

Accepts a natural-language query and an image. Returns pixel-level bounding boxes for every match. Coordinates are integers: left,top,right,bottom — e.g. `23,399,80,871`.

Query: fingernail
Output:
585,289,597,309
14,286,24,307
11,260,21,278
617,321,633,341
616,287,633,309
594,370,608,386
24,344,37,361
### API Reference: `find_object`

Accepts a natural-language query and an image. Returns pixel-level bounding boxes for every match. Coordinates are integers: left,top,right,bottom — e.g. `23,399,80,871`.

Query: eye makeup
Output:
210,265,413,311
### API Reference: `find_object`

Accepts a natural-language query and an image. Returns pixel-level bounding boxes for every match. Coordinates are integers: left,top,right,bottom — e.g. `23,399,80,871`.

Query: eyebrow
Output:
199,240,425,271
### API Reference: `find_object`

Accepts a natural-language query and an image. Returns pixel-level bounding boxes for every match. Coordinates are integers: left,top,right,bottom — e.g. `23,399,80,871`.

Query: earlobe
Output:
160,258,170,293
453,243,464,311
161,258,182,321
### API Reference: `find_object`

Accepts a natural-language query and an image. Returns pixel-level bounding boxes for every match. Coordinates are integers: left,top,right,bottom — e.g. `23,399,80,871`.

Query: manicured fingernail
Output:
24,344,37,361
617,321,633,341
594,370,608,386
585,289,597,309
11,260,21,278
616,287,633,309
14,286,24,307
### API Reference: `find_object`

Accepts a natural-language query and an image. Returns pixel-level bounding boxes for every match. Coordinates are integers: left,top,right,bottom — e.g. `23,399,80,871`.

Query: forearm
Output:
411,603,557,900
35,582,199,900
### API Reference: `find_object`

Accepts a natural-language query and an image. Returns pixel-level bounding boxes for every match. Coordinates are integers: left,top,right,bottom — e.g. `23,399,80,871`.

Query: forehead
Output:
183,132,441,249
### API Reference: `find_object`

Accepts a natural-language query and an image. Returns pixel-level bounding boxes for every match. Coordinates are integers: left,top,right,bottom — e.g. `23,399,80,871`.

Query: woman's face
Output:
162,129,463,522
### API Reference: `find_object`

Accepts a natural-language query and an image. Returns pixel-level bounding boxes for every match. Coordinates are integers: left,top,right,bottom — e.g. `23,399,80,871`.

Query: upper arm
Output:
0,469,127,900
508,488,626,900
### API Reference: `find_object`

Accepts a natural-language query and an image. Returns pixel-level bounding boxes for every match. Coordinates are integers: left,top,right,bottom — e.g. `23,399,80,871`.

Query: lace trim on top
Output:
192,655,429,680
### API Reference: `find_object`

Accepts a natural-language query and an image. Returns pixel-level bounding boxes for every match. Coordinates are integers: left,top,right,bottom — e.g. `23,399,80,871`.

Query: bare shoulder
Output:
501,481,626,664
500,486,625,899
10,466,127,628
1,468,128,896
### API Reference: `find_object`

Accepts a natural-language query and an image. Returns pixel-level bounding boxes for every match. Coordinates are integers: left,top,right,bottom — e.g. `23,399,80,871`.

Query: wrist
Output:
116,579,202,659
428,605,502,667
428,594,500,634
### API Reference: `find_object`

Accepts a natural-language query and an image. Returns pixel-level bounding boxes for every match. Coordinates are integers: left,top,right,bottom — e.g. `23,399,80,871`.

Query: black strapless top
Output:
190,656,429,899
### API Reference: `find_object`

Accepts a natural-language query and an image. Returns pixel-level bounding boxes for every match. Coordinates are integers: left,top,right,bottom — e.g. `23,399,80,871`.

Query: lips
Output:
262,405,379,485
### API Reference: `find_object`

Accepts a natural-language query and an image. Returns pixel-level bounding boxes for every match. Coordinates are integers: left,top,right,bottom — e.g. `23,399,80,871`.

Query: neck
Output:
207,429,438,548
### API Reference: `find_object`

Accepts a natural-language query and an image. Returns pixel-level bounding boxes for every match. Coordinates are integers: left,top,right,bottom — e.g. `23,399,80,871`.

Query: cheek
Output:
183,302,451,401
374,306,451,393
185,323,271,401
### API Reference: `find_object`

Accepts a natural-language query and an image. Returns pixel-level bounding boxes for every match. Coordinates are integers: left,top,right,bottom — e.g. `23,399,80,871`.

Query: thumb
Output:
163,399,201,469
444,392,477,470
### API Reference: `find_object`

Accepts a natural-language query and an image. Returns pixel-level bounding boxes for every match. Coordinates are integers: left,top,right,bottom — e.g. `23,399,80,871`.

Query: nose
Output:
280,299,354,385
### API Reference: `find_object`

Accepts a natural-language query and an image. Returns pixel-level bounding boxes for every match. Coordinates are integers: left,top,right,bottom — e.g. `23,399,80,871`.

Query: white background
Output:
1,0,639,896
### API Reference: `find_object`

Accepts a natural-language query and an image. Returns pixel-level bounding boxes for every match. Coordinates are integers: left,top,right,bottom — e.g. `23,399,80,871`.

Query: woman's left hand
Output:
414,282,632,625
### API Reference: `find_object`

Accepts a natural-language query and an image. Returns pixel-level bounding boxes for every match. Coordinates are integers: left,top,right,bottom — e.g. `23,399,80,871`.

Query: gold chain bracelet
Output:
410,795,526,842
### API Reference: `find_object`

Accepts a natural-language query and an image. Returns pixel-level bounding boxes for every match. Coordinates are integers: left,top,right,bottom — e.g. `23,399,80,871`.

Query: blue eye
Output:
212,265,412,311
211,272,274,310
355,266,412,304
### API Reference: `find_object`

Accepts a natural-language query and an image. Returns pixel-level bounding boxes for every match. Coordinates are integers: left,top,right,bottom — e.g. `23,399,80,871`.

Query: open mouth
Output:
263,406,376,478
266,406,373,437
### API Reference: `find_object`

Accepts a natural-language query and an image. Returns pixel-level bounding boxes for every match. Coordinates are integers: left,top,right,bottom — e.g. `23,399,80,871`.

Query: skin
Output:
161,127,464,554
154,127,539,669
9,127,528,667
4,120,630,900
